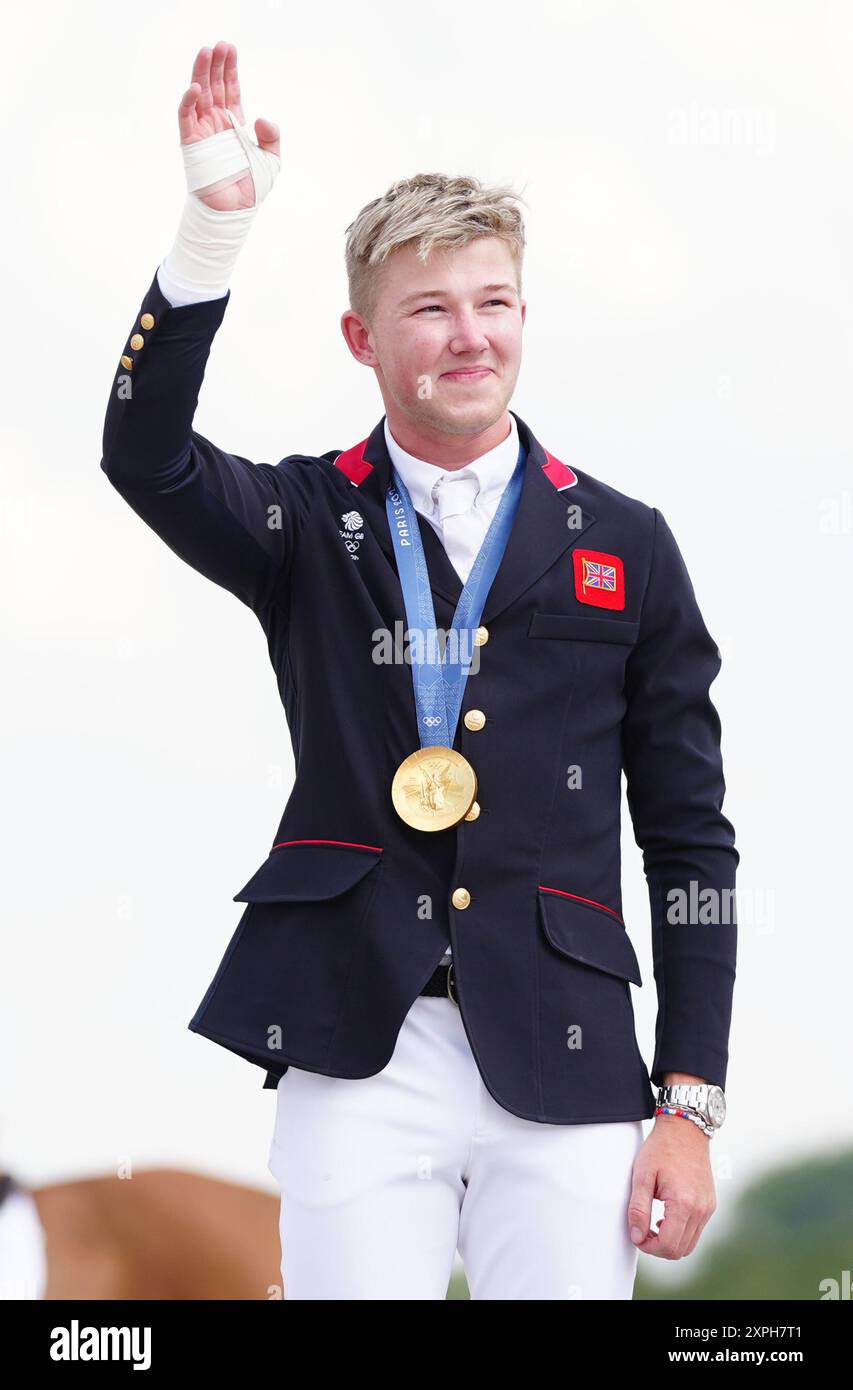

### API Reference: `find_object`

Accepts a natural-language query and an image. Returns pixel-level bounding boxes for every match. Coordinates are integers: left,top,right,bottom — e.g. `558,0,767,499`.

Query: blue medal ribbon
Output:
384,440,527,750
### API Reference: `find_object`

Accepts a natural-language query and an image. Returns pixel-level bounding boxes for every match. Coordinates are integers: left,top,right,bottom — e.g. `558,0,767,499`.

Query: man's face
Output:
342,236,526,441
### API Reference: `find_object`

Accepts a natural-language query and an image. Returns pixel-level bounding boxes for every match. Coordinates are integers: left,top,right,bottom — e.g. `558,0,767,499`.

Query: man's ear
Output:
340,309,378,367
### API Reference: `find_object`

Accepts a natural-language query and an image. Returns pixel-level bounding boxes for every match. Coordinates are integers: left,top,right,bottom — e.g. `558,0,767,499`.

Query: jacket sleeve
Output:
100,267,314,615
621,507,738,1090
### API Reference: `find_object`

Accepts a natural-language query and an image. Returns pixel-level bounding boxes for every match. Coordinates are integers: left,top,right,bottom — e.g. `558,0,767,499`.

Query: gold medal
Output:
391,746,478,832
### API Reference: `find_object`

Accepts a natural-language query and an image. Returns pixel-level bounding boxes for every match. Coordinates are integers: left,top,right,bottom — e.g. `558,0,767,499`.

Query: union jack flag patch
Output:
572,549,625,610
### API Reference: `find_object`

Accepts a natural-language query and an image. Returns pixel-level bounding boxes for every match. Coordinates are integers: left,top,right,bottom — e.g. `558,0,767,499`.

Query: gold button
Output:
463,709,486,731
120,354,133,370
140,313,155,330
463,800,480,821
473,626,489,646
451,887,471,910
129,333,144,350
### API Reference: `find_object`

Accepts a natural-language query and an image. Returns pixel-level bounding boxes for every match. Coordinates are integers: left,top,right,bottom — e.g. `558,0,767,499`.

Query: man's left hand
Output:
627,1116,716,1259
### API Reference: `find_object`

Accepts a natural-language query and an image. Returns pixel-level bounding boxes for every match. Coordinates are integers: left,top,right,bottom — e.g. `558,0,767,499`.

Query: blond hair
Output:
344,173,527,326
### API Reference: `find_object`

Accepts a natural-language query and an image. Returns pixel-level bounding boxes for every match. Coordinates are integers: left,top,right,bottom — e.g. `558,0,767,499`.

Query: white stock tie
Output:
434,471,484,583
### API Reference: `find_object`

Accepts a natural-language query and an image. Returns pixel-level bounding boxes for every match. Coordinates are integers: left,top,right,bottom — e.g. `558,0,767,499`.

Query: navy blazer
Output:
100,269,738,1124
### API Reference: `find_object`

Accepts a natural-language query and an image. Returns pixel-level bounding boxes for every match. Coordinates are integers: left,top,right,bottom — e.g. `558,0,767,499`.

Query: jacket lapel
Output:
331,410,597,626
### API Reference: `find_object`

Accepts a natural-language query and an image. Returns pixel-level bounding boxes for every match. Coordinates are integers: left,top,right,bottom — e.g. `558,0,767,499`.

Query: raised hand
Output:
178,42,280,211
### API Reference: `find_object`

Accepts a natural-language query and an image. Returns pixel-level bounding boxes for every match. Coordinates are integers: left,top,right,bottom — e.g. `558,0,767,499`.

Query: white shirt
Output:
383,414,519,584
384,415,520,961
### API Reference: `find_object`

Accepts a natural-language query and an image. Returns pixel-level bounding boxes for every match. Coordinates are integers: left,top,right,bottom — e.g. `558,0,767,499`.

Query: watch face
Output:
708,1087,726,1126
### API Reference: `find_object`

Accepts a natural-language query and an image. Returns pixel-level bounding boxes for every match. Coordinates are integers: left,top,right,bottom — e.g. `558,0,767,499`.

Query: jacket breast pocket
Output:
527,612,640,644
527,612,640,701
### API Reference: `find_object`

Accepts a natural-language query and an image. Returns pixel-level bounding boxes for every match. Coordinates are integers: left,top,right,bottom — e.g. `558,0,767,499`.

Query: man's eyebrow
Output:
397,282,518,308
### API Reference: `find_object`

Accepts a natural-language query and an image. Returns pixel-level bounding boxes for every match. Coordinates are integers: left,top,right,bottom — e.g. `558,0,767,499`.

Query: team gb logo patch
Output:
340,510,365,559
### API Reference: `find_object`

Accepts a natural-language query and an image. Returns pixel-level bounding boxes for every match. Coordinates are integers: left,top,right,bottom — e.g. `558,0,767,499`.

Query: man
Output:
100,41,738,1300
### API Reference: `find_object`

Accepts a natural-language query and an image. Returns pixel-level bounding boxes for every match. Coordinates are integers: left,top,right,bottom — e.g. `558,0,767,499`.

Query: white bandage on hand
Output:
158,107,281,306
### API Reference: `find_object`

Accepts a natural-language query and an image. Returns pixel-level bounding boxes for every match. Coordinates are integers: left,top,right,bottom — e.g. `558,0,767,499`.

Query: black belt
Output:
419,959,457,1005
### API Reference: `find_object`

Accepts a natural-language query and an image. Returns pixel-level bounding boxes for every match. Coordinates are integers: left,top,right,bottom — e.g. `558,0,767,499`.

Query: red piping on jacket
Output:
538,885,623,924
333,438,577,491
271,838,384,853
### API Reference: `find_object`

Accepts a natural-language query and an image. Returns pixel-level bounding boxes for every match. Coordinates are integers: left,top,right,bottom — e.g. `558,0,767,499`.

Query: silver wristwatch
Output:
655,1083,726,1138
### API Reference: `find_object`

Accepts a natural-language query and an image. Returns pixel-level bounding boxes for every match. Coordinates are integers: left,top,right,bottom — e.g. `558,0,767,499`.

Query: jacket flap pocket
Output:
537,887,642,984
233,839,383,903
528,612,640,643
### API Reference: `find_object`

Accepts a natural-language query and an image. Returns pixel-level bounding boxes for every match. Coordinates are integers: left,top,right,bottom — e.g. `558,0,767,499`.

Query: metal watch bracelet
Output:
655,1083,726,1135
